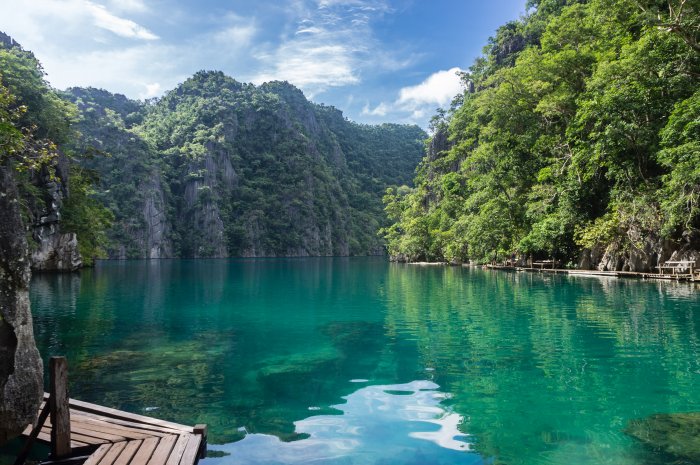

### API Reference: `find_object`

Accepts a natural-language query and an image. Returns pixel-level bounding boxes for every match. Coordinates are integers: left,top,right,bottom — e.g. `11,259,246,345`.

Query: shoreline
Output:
405,261,700,283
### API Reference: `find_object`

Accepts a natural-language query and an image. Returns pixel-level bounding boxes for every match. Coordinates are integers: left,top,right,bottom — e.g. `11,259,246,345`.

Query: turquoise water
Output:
26,258,700,464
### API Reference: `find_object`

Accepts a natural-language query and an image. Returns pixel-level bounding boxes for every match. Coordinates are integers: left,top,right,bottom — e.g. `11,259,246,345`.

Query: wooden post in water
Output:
49,356,71,458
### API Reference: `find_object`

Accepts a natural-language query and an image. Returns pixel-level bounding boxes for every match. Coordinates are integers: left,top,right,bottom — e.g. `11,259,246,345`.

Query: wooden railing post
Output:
50,356,71,458
193,424,208,459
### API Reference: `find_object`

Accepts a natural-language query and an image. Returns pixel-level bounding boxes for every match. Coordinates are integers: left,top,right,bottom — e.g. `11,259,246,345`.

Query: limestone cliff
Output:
29,159,82,271
0,32,82,272
64,76,426,258
0,164,43,444
578,233,700,272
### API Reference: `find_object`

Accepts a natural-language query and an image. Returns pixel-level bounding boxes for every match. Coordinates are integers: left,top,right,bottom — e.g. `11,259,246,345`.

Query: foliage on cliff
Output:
382,0,700,265
66,75,426,258
0,35,112,266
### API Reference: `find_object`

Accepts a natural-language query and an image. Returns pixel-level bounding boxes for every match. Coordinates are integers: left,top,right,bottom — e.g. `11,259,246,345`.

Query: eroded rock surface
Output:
0,165,43,444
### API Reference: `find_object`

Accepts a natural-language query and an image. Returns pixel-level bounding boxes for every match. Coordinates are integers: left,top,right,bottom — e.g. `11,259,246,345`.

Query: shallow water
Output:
26,258,700,464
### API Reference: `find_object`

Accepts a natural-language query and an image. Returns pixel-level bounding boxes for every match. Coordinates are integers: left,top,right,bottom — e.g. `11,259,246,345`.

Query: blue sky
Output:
0,0,527,128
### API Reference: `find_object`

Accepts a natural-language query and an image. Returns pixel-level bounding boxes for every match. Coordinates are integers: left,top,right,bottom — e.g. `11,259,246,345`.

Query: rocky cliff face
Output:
29,160,82,271
64,87,176,259
21,150,83,271
0,165,43,444
578,232,700,272
64,76,426,258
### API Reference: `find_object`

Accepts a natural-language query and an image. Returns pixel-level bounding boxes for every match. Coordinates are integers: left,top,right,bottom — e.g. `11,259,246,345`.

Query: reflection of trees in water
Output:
382,266,700,465
30,261,700,459
29,259,405,444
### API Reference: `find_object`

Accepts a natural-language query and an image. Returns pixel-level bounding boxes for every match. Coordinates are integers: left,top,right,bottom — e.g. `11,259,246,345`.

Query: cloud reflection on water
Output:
205,380,485,465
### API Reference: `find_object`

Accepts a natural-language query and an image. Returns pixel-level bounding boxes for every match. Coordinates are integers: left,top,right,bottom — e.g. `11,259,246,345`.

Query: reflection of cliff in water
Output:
28,259,416,444
28,260,700,464
382,265,700,465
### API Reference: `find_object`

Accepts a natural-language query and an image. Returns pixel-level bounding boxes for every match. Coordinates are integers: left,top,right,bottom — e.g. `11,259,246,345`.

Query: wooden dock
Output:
482,264,698,282
514,266,696,282
16,358,207,465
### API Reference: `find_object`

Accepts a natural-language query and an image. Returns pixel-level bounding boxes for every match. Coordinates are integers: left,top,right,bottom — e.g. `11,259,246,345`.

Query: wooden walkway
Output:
494,266,700,283
22,395,206,465
483,265,698,282
16,358,207,465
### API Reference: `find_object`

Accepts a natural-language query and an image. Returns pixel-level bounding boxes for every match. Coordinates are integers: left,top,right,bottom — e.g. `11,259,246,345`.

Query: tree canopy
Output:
382,0,700,266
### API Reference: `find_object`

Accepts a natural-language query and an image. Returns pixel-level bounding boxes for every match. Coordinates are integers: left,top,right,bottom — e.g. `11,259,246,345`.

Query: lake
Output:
28,258,700,465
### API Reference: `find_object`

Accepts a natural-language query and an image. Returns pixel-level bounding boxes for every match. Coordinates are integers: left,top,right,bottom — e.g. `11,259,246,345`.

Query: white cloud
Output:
398,67,463,107
107,0,149,14
251,0,395,97
254,43,360,94
143,82,162,99
0,2,262,99
0,0,429,127
213,24,257,46
85,1,158,40
362,102,388,116
359,68,464,127
0,0,157,46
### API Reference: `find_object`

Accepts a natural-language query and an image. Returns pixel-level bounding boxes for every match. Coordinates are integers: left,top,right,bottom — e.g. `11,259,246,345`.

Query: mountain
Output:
64,73,426,258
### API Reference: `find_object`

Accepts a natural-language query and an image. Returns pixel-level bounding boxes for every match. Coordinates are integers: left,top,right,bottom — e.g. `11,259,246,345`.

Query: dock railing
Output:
657,260,696,277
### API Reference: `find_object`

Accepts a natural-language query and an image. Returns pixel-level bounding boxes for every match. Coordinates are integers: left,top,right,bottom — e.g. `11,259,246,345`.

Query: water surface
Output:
27,258,700,464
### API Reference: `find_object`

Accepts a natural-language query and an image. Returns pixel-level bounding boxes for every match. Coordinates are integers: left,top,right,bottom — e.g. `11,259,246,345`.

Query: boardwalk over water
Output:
17,358,206,465
483,264,699,282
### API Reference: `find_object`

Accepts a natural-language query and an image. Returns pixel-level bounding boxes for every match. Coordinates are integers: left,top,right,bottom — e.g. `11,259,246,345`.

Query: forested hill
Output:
383,0,700,271
63,73,426,259
0,29,427,264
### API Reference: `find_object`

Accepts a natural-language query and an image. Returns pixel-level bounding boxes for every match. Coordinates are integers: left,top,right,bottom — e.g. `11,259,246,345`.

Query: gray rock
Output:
29,159,82,271
0,165,43,444
31,231,82,272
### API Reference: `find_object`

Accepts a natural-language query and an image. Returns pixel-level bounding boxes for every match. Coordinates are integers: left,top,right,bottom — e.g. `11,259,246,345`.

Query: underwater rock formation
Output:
626,412,700,462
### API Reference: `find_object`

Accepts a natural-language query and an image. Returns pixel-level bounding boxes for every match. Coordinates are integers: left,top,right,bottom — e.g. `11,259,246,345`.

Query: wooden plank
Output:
82,444,113,465
41,423,106,445
146,435,177,465
68,399,193,433
71,416,153,439
70,432,110,445
40,392,191,434
112,440,143,465
74,412,182,437
128,437,160,465
164,435,190,465
50,357,72,458
34,430,88,448
69,425,128,442
97,441,127,465
177,434,201,465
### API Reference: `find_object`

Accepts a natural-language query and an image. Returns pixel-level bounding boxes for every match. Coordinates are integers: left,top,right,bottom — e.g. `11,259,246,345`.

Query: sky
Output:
0,0,527,128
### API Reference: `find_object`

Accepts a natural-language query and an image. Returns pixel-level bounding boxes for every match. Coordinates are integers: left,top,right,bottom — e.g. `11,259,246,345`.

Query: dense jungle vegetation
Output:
382,0,700,266
0,34,112,265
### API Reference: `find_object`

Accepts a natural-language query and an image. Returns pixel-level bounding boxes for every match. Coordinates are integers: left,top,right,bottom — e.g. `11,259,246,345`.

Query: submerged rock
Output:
625,412,700,462
0,165,43,444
